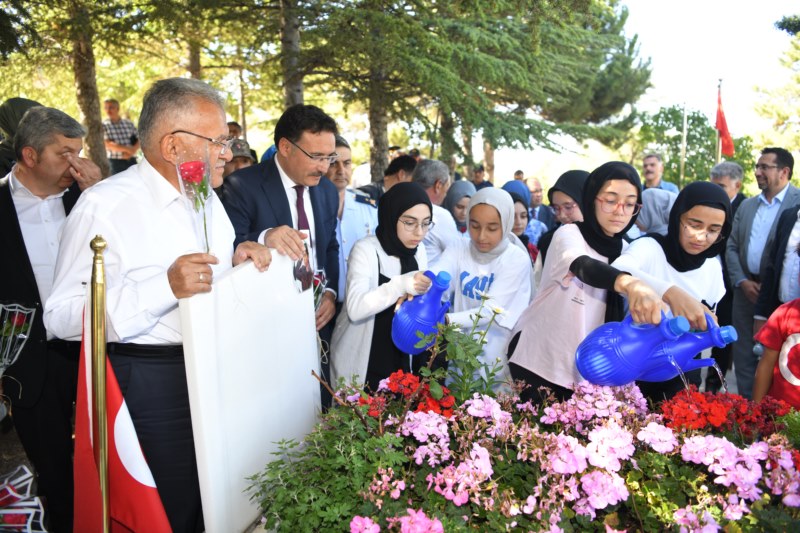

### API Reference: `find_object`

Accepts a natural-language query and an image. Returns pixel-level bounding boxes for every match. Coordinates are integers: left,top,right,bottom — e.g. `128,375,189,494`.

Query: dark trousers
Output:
109,347,203,533
108,157,136,176
12,345,79,533
708,288,734,390
507,332,573,406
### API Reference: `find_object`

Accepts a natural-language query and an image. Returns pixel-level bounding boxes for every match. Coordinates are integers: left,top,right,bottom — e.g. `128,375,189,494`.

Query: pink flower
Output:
389,509,443,533
636,422,678,453
350,516,380,533
586,421,634,472
548,434,588,475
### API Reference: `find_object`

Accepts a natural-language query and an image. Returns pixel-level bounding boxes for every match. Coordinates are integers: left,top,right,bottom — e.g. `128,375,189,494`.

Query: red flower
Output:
178,161,206,184
9,312,26,328
358,395,386,418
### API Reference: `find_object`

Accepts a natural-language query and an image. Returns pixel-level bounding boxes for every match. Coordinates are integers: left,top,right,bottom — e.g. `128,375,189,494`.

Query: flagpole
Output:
716,79,723,163
679,103,687,189
90,235,110,533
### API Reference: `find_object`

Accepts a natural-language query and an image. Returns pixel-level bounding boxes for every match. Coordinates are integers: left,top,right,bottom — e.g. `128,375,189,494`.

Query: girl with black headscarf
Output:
507,162,664,404
612,180,732,401
331,182,434,390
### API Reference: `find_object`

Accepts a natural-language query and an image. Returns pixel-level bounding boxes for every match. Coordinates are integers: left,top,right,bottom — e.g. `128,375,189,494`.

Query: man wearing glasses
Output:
726,147,800,399
220,104,341,336
46,78,271,532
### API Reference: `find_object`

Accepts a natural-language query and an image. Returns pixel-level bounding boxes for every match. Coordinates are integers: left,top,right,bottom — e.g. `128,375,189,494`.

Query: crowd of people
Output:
0,78,798,532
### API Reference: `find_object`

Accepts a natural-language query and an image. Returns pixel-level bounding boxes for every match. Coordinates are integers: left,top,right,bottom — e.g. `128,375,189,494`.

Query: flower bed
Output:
249,370,800,532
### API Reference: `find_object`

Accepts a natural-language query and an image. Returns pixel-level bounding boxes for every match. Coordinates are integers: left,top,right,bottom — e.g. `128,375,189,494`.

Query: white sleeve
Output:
45,208,178,342
344,241,421,322
429,241,459,301
611,238,675,297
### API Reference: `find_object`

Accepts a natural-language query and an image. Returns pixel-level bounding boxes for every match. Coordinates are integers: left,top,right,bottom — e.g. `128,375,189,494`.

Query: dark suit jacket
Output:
755,204,800,319
535,204,556,231
0,177,80,408
220,157,340,293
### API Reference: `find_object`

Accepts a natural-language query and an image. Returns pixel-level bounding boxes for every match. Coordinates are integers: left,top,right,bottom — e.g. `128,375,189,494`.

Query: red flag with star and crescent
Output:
73,308,171,532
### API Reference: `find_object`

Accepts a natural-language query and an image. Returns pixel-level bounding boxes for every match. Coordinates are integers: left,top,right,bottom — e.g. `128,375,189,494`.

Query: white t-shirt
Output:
611,236,726,312
424,204,460,265
431,238,532,384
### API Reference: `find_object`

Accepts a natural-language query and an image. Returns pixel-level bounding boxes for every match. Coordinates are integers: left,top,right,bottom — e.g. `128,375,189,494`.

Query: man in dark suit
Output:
528,177,555,230
220,104,340,333
754,205,800,332
726,147,800,398
0,106,101,532
706,161,746,392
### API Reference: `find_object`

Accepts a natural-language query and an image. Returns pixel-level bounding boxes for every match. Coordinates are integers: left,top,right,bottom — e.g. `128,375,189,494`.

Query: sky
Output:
488,0,797,186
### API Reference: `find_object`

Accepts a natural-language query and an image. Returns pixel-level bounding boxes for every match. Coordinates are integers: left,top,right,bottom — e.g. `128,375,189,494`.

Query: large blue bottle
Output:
575,313,690,387
637,313,738,382
392,271,451,355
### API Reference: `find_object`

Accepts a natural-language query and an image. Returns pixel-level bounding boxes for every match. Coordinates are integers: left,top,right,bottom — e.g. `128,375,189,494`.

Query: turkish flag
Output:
716,88,735,157
73,309,171,532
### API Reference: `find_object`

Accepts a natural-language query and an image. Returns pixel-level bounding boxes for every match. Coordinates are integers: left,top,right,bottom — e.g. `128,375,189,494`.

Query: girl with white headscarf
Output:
431,188,532,389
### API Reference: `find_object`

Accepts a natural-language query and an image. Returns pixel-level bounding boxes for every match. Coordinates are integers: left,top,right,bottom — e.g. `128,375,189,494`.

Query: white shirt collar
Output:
275,157,302,193
759,182,791,205
9,169,68,201
139,157,183,210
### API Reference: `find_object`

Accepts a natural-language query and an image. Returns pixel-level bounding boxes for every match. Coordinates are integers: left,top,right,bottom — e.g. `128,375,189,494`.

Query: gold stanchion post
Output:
90,236,110,533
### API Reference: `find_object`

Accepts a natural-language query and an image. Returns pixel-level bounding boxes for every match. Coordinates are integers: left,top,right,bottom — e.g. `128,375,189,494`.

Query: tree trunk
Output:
483,139,495,184
439,110,458,176
238,66,248,139
69,2,109,178
462,123,474,178
367,70,389,184
188,40,202,79
280,0,303,108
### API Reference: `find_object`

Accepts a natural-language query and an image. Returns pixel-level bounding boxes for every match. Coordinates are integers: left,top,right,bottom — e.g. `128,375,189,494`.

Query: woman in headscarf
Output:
508,162,664,404
331,182,434,390
432,188,532,389
0,98,42,175
612,180,732,401
443,180,476,235
635,188,678,236
502,179,546,245
508,192,538,264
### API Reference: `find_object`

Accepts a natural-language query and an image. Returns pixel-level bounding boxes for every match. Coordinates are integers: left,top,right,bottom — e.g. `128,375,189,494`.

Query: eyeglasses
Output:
398,219,435,232
286,138,339,165
552,202,578,215
595,196,641,215
171,130,234,155
681,221,723,243
754,163,781,172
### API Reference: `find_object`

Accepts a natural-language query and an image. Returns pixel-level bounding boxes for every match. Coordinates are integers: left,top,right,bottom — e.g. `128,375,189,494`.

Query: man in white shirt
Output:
412,159,458,264
1,106,101,533
45,78,270,532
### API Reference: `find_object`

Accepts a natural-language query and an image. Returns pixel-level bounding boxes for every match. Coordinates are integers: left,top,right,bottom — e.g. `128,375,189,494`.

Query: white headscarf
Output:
466,188,518,264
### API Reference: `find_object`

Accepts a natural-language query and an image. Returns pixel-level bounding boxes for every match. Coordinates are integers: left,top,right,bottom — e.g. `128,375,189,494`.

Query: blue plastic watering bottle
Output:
637,313,738,382
575,313,691,387
392,271,451,355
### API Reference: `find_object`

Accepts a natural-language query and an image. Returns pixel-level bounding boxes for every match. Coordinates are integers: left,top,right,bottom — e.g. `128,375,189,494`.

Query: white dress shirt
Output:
423,204,459,265
45,158,235,344
8,172,67,308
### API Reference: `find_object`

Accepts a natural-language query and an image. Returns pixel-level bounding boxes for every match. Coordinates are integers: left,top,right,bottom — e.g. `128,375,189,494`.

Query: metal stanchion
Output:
90,235,110,533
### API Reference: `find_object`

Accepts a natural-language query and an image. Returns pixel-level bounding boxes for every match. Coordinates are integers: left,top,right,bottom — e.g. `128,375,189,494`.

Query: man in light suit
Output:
1,106,101,532
726,147,799,399
220,104,340,333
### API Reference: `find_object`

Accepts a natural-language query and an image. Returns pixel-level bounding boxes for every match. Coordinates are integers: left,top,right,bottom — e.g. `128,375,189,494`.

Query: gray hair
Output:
412,159,450,190
710,161,743,183
138,78,225,151
14,106,85,160
334,134,350,149
643,153,663,162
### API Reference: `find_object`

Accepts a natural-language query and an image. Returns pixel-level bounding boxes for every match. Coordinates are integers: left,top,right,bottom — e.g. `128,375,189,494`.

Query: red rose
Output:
10,313,25,328
178,161,206,184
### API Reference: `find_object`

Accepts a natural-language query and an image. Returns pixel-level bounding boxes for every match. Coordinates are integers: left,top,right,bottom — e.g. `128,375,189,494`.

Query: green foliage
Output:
634,105,756,188
754,36,800,151
779,410,800,449
777,15,800,36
